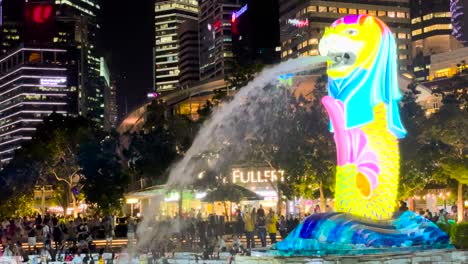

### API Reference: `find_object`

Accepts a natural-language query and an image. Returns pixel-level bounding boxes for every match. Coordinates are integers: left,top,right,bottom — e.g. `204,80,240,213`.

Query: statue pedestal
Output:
273,211,452,256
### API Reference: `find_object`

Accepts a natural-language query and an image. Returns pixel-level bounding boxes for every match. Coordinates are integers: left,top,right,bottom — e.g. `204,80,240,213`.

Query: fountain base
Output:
272,211,452,256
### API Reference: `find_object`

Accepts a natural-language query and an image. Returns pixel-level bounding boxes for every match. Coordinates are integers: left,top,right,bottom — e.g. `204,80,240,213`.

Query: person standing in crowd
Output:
53,223,63,249
27,224,37,254
278,215,287,239
235,208,244,239
267,209,278,245
42,221,51,242
104,215,114,250
127,217,136,246
423,209,433,220
244,208,256,249
256,207,267,247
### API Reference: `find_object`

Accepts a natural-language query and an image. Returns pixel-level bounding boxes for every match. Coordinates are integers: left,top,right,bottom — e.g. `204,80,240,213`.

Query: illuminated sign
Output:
232,168,285,184
231,4,247,22
288,18,309,28
40,77,66,86
147,92,159,98
32,4,53,24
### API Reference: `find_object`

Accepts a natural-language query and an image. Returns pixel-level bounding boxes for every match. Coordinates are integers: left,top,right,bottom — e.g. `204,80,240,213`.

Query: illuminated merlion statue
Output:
318,15,406,220
274,15,451,254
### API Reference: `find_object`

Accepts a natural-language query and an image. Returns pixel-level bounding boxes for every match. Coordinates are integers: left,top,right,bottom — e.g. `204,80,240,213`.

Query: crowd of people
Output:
1,203,461,262
0,214,117,262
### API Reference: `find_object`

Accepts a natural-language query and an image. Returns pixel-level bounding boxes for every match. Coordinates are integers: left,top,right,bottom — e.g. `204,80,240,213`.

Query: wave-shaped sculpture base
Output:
273,211,453,256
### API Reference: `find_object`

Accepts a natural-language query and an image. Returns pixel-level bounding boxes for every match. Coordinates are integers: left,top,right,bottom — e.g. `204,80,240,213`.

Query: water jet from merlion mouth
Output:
127,56,329,255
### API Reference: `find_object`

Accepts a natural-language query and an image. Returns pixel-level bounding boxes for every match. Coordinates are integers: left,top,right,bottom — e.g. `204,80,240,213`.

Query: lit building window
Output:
424,24,452,33
302,40,308,48
378,11,386,17
423,13,433,20
398,44,407,50
318,6,327,13
297,43,303,50
397,12,406,18
307,6,317,12
309,49,318,56
435,12,451,18
329,7,337,13
308,38,318,45
398,33,407,39
388,11,395,18
368,10,376,16
399,54,408,60
412,29,422,36
412,17,422,24
338,8,347,14
349,9,357,14
358,9,366,14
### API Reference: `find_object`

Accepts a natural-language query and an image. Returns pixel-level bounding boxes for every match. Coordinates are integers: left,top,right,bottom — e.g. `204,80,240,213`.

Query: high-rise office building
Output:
0,0,24,55
231,0,280,66
0,46,78,165
54,0,104,124
199,0,243,82
178,19,199,89
279,0,412,72
411,0,462,81
101,57,117,130
451,0,468,45
154,0,198,92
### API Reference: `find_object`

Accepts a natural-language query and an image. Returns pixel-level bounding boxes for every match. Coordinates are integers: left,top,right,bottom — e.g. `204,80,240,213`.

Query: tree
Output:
423,87,468,222
80,131,129,214
225,61,264,91
398,88,435,199
0,194,35,219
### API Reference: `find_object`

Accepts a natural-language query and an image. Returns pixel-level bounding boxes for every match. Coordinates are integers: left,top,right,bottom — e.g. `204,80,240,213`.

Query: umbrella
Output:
202,184,264,203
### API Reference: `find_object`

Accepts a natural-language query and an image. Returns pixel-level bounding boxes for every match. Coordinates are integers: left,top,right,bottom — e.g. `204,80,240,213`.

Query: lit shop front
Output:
124,166,327,218
229,167,285,211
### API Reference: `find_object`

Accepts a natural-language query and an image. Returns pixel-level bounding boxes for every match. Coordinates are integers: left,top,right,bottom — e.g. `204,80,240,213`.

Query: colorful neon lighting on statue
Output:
231,4,247,23
319,15,406,220
288,18,309,28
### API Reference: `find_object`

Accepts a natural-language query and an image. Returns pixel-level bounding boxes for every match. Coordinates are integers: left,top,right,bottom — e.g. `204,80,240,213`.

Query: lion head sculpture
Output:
319,15,406,139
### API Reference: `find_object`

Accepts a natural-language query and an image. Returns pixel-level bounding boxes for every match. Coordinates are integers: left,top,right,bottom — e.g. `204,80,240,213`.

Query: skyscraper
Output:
451,0,468,45
231,0,280,66
411,0,462,81
279,0,412,72
154,0,198,92
198,0,243,82
178,19,199,89
0,0,23,55
54,0,104,124
0,46,79,165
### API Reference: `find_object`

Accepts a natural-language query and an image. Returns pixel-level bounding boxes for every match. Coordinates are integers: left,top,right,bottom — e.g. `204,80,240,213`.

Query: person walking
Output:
267,209,278,245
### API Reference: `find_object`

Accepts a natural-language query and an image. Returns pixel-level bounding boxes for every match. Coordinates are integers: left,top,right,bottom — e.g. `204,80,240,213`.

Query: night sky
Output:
100,0,154,117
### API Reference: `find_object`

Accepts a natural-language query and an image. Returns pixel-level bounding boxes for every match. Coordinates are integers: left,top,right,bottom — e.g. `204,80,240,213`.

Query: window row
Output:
298,6,408,19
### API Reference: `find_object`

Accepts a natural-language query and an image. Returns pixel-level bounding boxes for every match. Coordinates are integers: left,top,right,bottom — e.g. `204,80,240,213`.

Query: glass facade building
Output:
155,0,198,92
55,0,104,124
0,47,78,165
411,0,462,81
198,0,243,82
279,0,411,72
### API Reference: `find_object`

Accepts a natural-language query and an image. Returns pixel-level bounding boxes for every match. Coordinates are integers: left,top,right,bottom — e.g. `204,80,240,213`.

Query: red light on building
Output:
214,20,222,29
32,4,53,24
24,3,56,43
